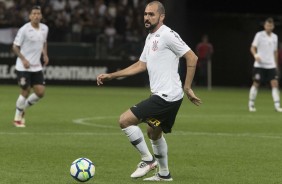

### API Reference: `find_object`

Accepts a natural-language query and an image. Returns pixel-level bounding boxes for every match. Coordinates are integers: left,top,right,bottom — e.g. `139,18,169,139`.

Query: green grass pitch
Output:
0,85,282,184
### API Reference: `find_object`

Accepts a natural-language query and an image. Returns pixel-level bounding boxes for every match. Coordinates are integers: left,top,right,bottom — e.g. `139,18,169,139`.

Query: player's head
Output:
264,17,274,34
29,5,42,25
144,1,165,32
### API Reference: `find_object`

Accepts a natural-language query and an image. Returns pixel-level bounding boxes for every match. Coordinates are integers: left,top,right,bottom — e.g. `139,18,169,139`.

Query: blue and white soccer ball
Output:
70,158,95,182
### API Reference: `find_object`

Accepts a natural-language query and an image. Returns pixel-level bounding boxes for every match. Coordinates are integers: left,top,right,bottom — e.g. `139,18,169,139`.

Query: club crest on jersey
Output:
254,74,260,80
19,77,26,86
152,40,158,51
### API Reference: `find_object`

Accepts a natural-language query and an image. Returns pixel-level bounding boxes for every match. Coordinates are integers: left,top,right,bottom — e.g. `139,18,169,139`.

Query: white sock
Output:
122,126,153,161
151,136,169,176
24,93,40,109
14,95,26,120
249,85,258,107
272,87,280,108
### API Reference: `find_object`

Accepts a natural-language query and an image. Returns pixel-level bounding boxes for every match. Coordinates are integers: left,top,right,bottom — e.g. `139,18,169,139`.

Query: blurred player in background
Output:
12,5,49,127
195,34,213,86
97,1,201,181
248,17,282,112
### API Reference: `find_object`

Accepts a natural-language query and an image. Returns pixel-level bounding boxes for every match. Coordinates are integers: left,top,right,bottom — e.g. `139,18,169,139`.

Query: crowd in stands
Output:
0,0,157,58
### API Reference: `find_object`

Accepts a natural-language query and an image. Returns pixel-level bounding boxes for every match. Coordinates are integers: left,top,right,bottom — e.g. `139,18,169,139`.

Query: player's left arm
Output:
165,31,202,105
42,42,49,66
183,50,202,106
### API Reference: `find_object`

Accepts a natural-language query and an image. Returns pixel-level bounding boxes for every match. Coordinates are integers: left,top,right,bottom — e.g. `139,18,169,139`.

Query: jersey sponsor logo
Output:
152,40,158,51
155,34,160,37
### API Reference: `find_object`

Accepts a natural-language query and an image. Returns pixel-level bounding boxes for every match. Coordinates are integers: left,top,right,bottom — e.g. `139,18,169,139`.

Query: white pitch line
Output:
0,131,282,139
70,116,282,140
0,132,122,136
72,116,118,129
173,131,282,139
2,116,281,139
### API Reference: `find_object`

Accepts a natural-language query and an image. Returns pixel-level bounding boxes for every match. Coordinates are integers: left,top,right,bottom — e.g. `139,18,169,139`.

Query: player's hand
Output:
254,54,261,62
97,73,112,86
184,88,202,106
22,59,30,69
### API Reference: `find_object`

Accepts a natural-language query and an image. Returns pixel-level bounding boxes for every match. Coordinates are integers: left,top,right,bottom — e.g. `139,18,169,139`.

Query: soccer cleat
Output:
13,120,25,127
143,173,173,181
130,159,158,178
249,106,256,112
13,111,26,127
275,107,282,112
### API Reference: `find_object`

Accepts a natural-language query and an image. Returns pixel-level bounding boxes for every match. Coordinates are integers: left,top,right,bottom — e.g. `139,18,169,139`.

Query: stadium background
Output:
1,1,282,184
0,0,282,87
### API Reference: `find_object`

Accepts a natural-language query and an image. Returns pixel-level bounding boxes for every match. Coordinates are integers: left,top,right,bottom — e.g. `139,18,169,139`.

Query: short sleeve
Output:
139,37,149,62
44,25,49,42
165,30,190,57
13,27,25,46
274,34,278,51
252,33,259,47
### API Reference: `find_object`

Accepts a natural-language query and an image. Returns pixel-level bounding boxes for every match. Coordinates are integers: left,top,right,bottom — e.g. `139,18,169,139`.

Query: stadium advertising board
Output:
0,58,148,86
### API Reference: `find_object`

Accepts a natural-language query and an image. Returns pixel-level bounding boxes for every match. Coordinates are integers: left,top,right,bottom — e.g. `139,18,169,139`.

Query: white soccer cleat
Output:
130,160,158,178
13,120,25,127
13,111,26,127
275,107,282,112
143,173,173,181
249,106,256,112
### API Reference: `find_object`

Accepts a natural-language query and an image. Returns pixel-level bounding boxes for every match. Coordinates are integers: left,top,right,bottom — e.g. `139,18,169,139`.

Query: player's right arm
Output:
97,60,147,85
250,45,261,62
12,44,30,69
250,33,261,62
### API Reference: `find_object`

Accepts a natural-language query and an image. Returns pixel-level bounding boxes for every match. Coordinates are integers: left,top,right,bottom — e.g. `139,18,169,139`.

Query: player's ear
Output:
160,14,165,21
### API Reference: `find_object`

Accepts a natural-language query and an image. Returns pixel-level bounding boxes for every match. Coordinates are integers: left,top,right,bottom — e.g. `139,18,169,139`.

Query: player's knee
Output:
271,79,279,87
253,81,260,87
118,114,128,128
36,91,45,98
147,127,162,140
119,113,137,128
19,83,29,90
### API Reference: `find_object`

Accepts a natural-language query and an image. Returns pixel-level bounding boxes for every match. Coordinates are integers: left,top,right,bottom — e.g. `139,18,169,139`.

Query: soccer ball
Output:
70,158,95,182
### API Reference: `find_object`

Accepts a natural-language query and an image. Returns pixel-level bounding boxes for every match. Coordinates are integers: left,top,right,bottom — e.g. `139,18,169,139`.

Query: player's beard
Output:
144,17,160,32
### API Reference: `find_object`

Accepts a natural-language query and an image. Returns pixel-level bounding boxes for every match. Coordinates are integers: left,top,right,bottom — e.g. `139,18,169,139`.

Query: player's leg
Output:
24,71,45,109
24,84,45,109
14,71,30,127
143,126,173,181
119,109,156,178
248,68,261,112
249,82,259,112
144,97,182,181
270,79,282,112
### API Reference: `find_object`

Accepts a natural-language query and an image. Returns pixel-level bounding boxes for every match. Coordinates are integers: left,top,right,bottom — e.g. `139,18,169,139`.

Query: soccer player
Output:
248,17,282,112
195,34,213,86
97,1,201,181
12,5,49,127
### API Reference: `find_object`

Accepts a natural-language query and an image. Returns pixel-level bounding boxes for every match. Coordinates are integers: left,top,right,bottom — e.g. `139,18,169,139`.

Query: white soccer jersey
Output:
14,22,48,72
252,30,278,69
140,25,190,102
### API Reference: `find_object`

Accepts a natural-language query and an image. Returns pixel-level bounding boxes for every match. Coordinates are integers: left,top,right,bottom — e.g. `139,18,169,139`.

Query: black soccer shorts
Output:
252,68,279,84
16,70,45,89
130,95,183,133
